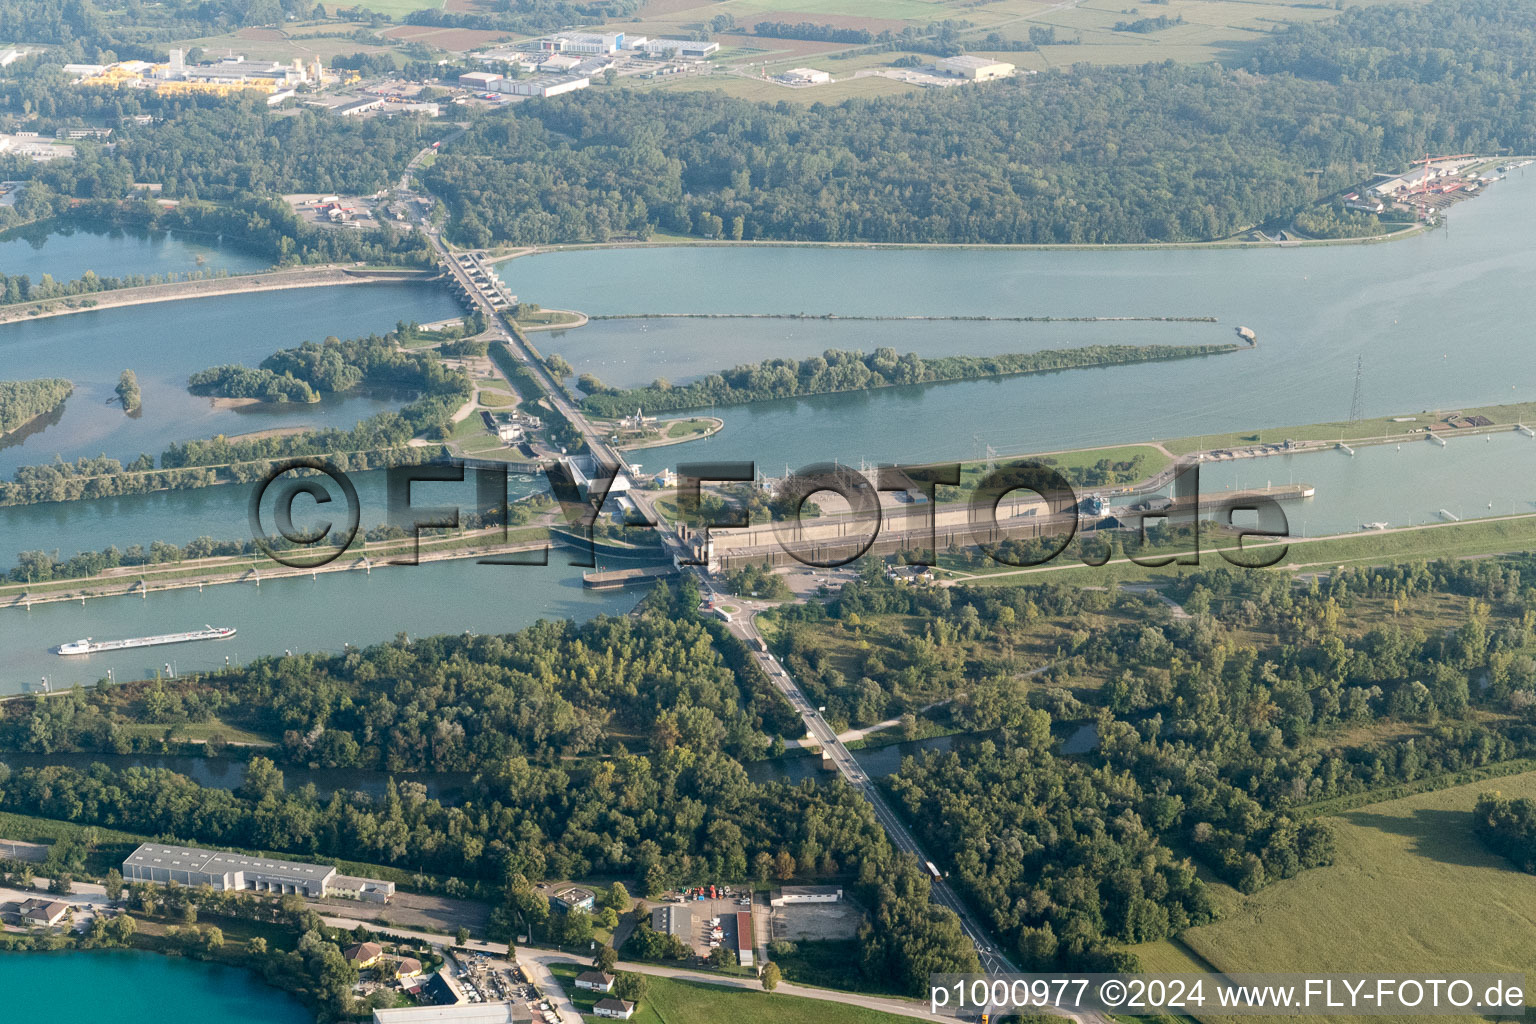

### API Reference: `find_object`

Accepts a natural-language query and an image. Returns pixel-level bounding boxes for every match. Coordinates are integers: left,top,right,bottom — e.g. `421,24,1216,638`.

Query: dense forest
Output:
190,329,458,404
579,344,1237,416
0,0,322,58
0,378,72,435
404,0,644,38
0,583,982,994
761,553,1536,966
421,0,1536,246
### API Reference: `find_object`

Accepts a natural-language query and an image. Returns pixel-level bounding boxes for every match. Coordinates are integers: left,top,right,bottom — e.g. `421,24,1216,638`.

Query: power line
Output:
1349,355,1365,422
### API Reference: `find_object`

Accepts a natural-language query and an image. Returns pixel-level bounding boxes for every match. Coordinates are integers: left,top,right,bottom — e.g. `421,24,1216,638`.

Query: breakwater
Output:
587,312,1218,323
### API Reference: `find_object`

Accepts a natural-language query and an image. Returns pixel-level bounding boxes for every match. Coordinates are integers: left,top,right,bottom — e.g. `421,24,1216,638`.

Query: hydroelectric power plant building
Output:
123,842,395,902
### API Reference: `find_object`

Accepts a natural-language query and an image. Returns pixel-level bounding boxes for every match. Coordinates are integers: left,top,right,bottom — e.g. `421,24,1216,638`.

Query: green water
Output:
0,949,311,1023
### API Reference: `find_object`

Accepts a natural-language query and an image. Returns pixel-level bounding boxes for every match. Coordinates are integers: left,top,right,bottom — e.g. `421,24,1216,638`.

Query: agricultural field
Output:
1129,773,1536,1024
617,0,1437,88
341,0,447,16
168,24,402,62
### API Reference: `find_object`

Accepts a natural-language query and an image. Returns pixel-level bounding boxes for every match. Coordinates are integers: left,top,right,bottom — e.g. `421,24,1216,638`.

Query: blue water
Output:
0,220,271,284
0,282,464,476
0,950,311,1024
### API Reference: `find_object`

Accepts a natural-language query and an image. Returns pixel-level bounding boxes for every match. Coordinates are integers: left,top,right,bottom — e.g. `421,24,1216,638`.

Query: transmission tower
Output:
1348,356,1365,423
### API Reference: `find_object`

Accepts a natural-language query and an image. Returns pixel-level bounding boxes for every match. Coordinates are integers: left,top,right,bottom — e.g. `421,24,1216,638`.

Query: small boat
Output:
1360,522,1389,531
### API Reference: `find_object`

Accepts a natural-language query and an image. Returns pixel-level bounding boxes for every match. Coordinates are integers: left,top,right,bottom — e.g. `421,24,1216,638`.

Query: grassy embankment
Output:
0,524,552,605
546,961,919,1024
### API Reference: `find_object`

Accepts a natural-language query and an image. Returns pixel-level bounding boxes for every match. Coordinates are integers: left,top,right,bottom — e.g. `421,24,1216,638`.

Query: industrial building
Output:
551,885,596,911
498,76,590,99
71,51,329,96
335,97,385,117
651,904,692,938
459,71,503,90
781,67,831,85
938,55,1016,81
735,909,755,966
0,134,74,162
122,842,394,901
770,885,844,906
544,32,624,55
640,39,719,59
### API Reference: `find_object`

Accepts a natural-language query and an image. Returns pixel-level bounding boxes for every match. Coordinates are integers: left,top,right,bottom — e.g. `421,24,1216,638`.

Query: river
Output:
0,750,475,803
0,220,270,285
0,281,463,477
503,169,1536,469
0,949,309,1023
3,557,639,694
0,466,548,570
3,177,1535,686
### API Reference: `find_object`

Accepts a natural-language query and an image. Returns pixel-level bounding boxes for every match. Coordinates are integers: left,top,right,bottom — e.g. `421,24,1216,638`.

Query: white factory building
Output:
459,71,503,90
0,133,74,161
640,39,719,58
938,55,1016,81
499,76,591,98
771,885,844,906
544,32,624,55
123,842,394,902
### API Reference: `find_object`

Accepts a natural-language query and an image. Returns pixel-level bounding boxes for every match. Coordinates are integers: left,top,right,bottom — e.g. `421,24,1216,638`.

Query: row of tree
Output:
579,344,1234,416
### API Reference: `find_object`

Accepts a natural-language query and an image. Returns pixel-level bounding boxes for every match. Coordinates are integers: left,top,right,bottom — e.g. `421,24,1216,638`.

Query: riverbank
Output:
492,222,1433,260
611,416,725,450
587,313,1220,323
0,265,441,327
0,525,554,611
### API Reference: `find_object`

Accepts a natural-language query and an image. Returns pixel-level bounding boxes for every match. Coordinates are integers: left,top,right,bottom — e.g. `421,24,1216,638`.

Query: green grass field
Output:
335,0,444,17
1129,773,1536,1024
549,962,920,1024
961,512,1536,589
1162,400,1536,455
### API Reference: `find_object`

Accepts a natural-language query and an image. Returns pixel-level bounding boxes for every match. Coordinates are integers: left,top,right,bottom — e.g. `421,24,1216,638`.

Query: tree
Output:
707,946,738,968
760,962,781,991
103,868,123,901
455,926,470,946
594,945,619,973
773,850,795,881
48,873,73,895
604,881,631,913
615,972,648,1002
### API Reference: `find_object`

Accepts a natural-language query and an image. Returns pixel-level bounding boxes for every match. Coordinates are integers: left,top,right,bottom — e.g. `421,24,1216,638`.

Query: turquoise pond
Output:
0,949,311,1022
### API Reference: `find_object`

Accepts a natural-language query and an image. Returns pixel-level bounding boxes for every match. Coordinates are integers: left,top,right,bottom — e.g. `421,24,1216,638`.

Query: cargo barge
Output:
55,625,236,656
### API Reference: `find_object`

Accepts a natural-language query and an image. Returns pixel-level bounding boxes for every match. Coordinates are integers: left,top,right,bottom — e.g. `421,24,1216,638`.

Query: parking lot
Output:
659,886,755,956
